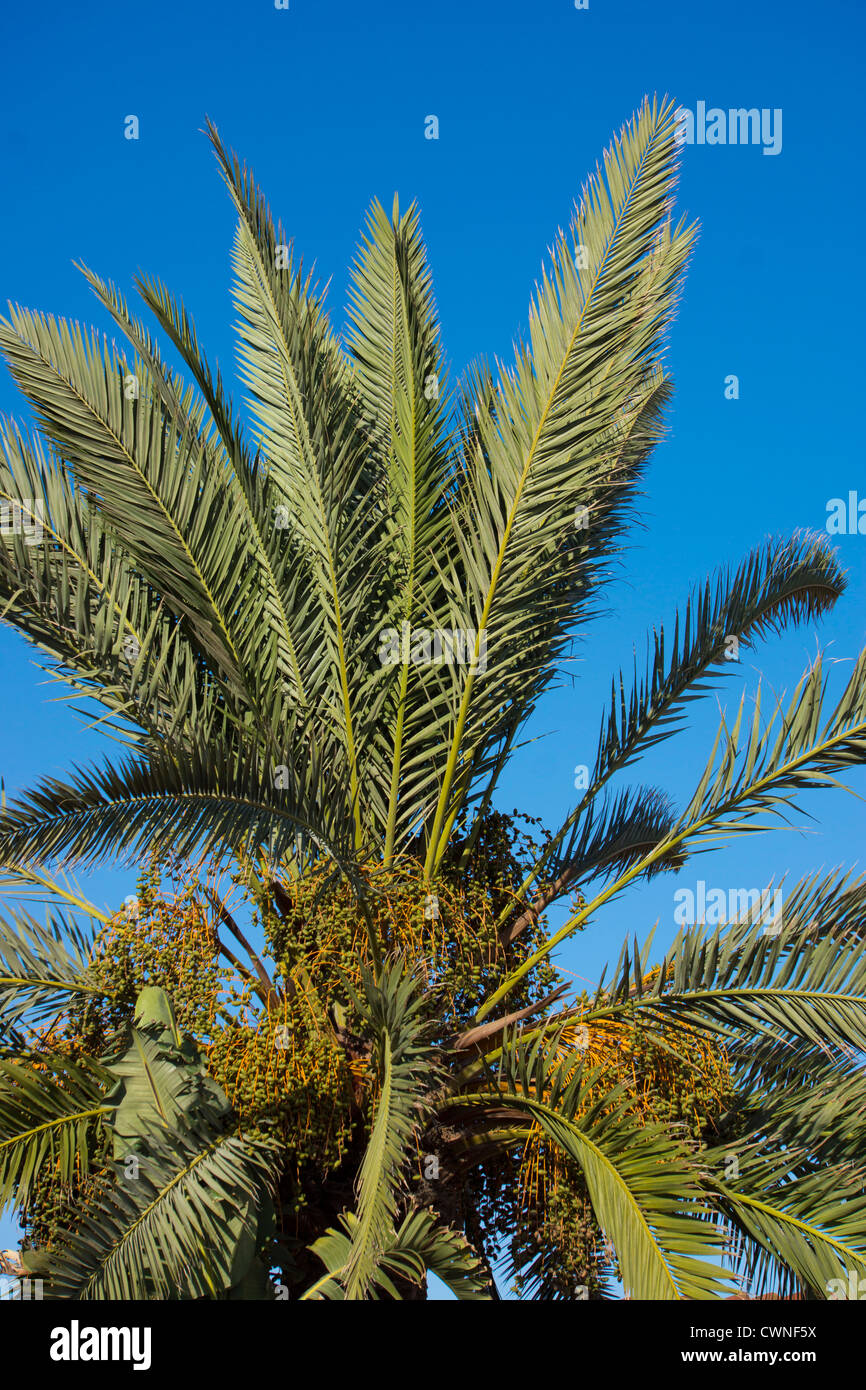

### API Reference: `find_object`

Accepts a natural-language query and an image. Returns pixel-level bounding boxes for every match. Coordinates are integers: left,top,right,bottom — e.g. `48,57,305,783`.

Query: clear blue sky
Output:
1,0,864,1272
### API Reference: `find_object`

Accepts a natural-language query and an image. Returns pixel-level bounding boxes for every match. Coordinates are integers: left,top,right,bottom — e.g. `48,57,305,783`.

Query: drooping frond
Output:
0,907,100,1030
46,1121,279,1300
451,1029,731,1300
341,960,438,1299
0,736,359,878
709,1144,866,1300
306,1207,491,1300
0,1053,110,1211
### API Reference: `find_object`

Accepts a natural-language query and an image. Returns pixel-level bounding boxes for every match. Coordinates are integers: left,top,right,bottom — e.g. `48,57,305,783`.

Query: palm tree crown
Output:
0,95,865,1300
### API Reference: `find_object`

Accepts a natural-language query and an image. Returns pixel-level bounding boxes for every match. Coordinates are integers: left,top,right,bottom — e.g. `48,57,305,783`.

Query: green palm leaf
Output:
452,1030,730,1300
0,737,359,876
346,197,455,860
0,309,276,721
206,122,385,842
480,650,866,1018
509,533,846,926
590,871,866,1060
0,1052,110,1210
46,1121,279,1300
423,96,697,875
0,907,100,1030
0,417,207,743
305,1207,491,1300
341,960,437,1299
709,1146,866,1299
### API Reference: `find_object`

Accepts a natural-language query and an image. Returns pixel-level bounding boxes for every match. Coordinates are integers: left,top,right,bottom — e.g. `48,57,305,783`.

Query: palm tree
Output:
0,94,865,1300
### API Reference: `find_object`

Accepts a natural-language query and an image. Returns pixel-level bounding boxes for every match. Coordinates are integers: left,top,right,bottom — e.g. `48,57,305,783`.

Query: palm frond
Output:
341,959,438,1299
480,650,866,1017
346,197,456,861
111,268,319,718
0,309,268,712
0,737,359,878
103,1015,230,1160
0,417,208,742
206,121,386,841
305,1207,491,1300
591,871,866,1062
46,1120,279,1299
0,907,100,1030
0,1052,111,1211
709,1145,866,1299
451,1029,731,1300
423,96,696,876
502,785,684,945
514,533,846,919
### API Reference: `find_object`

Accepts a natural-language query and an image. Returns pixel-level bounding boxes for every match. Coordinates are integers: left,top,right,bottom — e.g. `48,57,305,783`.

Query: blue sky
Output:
1,0,864,1278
